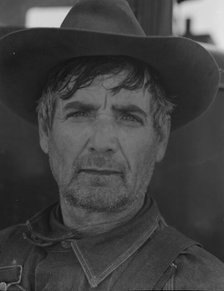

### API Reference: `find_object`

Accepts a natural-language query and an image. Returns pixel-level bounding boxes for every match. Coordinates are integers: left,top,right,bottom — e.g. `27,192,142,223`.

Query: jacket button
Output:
61,240,71,249
0,282,7,291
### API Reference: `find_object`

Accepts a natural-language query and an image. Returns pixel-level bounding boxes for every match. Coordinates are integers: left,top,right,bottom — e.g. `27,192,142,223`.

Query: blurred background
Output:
0,0,224,261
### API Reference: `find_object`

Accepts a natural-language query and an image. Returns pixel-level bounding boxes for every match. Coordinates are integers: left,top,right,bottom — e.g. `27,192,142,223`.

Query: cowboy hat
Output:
0,0,220,130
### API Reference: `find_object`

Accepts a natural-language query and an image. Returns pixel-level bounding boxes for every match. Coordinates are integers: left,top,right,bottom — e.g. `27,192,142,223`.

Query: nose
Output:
88,119,118,154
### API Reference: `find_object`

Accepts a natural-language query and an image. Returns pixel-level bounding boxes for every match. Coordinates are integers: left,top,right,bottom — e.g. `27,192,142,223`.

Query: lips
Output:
79,169,121,175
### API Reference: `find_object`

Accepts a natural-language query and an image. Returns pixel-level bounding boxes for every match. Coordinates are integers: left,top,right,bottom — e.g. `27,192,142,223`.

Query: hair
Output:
37,56,175,135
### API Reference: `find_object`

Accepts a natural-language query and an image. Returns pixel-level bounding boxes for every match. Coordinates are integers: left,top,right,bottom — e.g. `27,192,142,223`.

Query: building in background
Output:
173,0,224,49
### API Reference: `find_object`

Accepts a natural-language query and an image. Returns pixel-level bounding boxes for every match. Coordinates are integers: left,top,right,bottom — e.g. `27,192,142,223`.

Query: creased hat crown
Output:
0,0,219,129
61,0,146,36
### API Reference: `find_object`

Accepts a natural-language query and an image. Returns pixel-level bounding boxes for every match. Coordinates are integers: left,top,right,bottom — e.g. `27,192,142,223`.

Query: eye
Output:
119,112,143,124
66,111,92,119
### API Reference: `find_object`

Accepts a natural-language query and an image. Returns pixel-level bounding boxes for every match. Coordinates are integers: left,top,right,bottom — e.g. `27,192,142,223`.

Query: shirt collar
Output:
26,196,163,287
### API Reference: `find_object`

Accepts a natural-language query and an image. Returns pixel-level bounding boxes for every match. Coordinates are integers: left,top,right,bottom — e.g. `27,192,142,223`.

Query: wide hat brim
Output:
0,27,220,130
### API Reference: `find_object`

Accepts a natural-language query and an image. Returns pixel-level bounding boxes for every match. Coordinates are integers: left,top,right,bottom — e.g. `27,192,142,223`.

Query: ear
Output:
155,117,171,162
38,116,49,154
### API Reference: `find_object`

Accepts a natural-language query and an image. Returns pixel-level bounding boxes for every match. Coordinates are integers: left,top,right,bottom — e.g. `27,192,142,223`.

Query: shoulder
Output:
0,224,31,265
0,223,26,243
172,244,224,290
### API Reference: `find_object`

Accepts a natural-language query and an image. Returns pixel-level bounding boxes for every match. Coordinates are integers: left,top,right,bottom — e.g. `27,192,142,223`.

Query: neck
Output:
60,198,145,236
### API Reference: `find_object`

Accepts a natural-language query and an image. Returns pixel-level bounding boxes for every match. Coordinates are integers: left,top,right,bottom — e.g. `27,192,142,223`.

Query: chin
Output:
62,187,134,213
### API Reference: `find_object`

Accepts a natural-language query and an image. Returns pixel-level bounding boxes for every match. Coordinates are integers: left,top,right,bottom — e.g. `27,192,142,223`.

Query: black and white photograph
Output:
0,0,224,290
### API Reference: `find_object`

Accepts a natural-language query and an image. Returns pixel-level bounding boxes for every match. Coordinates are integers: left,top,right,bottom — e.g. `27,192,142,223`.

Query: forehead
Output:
61,72,152,111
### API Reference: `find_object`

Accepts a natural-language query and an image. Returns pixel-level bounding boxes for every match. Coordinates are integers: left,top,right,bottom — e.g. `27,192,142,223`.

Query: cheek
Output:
48,128,88,181
120,127,157,170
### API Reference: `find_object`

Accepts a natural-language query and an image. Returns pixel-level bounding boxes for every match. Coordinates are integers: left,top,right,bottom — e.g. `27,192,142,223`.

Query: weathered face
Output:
39,72,170,213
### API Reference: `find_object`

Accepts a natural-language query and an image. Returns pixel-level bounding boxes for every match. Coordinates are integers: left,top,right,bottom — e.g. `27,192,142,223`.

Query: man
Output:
0,0,223,290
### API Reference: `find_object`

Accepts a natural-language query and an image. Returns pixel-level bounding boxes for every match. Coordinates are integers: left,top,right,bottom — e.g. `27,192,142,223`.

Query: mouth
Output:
79,169,122,175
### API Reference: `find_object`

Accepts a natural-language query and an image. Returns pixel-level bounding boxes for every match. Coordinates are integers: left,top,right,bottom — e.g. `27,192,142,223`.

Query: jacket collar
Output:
26,196,164,287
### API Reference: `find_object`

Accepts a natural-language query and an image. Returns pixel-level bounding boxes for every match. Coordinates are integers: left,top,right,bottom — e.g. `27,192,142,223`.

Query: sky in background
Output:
26,7,71,28
173,0,224,49
26,0,224,50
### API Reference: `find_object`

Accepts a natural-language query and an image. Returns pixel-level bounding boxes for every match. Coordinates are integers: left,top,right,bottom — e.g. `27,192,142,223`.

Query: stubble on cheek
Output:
60,149,156,214
131,142,158,201
48,128,158,213
61,163,130,212
48,141,73,193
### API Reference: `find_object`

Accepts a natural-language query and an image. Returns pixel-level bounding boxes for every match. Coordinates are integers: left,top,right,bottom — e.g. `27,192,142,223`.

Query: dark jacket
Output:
0,198,224,290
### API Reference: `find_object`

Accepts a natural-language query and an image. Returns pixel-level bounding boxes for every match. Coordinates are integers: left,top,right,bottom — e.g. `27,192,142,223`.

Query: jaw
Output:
59,187,146,235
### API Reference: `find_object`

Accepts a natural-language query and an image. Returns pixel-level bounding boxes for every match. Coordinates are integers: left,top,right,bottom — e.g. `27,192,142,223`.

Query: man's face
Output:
39,72,170,213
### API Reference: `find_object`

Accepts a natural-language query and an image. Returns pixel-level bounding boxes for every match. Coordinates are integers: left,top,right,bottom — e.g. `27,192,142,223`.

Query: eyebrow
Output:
63,101,99,112
112,104,147,118
63,101,147,118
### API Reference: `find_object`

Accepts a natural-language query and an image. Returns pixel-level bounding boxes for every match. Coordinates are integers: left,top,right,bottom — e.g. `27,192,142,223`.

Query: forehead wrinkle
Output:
103,92,109,110
61,73,150,111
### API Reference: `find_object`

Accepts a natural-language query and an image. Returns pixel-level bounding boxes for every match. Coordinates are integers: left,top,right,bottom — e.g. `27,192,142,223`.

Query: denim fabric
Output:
0,197,224,290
